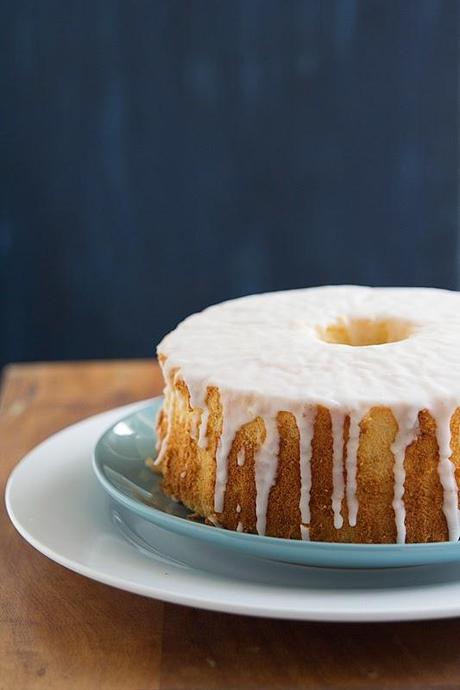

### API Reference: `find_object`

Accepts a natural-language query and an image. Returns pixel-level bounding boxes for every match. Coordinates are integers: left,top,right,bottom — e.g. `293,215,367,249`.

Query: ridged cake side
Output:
154,367,460,544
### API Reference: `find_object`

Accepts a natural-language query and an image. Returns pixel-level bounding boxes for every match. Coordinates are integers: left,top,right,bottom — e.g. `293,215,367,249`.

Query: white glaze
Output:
154,373,174,466
236,448,245,466
296,409,314,525
254,416,279,535
346,411,362,527
330,409,345,529
197,408,209,449
215,393,254,513
154,405,163,454
189,409,200,442
391,410,419,543
435,406,460,541
300,525,310,541
158,286,460,541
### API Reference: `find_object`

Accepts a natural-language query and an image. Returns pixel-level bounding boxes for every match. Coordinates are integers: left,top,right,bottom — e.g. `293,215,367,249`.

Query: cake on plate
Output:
154,286,460,543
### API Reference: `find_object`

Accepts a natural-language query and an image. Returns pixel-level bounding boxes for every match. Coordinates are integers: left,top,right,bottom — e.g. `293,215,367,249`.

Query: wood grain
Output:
2,361,460,690
0,361,163,690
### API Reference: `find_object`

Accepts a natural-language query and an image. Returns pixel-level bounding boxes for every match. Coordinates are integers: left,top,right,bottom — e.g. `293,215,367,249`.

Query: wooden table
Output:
2,361,460,690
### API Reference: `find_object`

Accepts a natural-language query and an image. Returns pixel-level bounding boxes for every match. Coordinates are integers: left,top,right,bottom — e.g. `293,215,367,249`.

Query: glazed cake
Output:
154,286,460,544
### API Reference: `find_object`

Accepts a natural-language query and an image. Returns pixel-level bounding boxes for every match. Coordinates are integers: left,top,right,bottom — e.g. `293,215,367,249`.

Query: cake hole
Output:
317,317,414,347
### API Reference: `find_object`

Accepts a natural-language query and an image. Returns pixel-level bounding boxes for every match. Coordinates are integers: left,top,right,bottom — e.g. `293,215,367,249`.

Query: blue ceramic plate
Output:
93,398,460,569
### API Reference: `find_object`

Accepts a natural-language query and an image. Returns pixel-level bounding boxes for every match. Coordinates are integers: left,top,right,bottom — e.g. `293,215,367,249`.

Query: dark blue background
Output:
1,1,458,368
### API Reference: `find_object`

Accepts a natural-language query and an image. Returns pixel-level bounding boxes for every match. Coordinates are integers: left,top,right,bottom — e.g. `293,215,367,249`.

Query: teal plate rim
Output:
92,397,460,569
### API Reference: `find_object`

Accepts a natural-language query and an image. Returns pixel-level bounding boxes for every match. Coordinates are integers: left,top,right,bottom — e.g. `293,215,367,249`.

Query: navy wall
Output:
1,1,458,367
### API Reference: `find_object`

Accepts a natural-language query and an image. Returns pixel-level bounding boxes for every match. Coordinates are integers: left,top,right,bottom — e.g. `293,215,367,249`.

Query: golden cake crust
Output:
155,371,460,543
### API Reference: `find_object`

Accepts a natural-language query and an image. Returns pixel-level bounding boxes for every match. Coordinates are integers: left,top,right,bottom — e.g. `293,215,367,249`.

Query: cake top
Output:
158,285,460,411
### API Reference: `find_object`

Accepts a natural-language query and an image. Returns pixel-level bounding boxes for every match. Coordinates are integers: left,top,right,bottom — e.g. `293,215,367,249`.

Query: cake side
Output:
154,369,460,543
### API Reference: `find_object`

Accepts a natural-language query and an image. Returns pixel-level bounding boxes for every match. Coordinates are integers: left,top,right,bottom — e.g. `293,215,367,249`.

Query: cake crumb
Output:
205,514,220,527
145,457,155,470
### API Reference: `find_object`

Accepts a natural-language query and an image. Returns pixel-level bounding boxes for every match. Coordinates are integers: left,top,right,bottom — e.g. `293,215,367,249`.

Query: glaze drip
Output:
391,410,419,543
189,409,200,442
346,411,362,527
435,406,460,541
197,407,209,449
330,409,345,529
214,393,254,513
255,416,279,535
296,409,314,525
300,525,310,541
236,448,245,466
154,376,174,466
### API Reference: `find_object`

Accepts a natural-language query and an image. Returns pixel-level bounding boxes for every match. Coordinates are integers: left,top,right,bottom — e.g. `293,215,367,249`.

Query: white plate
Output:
7,400,460,622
